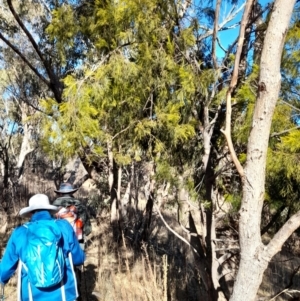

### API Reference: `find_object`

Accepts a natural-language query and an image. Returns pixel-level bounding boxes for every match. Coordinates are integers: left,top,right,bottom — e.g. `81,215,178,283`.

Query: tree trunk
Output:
120,163,132,222
141,161,155,242
188,211,213,301
17,103,34,180
230,1,296,300
108,139,119,240
3,148,9,188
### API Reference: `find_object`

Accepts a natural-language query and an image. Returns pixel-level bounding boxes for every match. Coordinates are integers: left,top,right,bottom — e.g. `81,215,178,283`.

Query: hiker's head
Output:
54,182,78,196
19,194,58,218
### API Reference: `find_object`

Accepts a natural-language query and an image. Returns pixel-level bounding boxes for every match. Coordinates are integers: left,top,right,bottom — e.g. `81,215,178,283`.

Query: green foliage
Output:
224,193,242,212
266,124,300,218
155,160,177,184
33,0,300,233
281,15,300,105
270,102,294,135
238,153,247,165
180,27,196,47
39,0,204,172
46,6,78,64
233,65,259,145
114,153,132,166
173,124,195,145
281,131,300,152
261,10,300,222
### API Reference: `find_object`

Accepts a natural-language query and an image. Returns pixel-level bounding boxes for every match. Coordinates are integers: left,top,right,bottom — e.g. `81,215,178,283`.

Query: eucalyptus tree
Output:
233,3,300,239
0,0,91,104
0,0,93,187
0,0,56,187
227,0,298,300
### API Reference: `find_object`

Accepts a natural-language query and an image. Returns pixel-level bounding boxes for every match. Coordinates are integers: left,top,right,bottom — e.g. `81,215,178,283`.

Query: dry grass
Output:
84,220,166,301
3,205,300,301
76,205,209,301
0,209,212,301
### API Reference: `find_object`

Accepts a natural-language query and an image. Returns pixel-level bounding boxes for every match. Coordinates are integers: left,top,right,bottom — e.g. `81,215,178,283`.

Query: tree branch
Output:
0,32,49,86
265,211,300,260
270,125,300,137
154,204,200,256
6,0,63,102
268,264,300,301
212,0,221,69
221,0,256,179
197,3,246,42
7,0,48,68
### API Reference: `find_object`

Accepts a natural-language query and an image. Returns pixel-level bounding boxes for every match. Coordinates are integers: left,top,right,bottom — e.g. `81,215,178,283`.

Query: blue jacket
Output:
0,211,85,301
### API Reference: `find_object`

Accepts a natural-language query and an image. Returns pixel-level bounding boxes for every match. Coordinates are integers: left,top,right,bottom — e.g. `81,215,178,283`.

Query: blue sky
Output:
216,0,272,57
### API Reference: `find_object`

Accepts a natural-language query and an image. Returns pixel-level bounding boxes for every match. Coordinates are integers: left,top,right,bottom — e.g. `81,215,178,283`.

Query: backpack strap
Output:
17,261,22,301
18,259,33,301
28,280,33,301
68,252,78,298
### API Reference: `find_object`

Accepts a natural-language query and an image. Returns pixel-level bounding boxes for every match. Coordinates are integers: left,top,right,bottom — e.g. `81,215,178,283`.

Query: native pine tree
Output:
40,0,200,178
40,0,201,240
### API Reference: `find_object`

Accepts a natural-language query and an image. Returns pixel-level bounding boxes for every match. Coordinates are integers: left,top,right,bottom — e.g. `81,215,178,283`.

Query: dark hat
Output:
54,182,78,194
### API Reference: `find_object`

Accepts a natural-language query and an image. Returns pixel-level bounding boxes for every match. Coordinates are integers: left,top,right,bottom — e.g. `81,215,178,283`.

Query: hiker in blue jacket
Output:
0,193,85,301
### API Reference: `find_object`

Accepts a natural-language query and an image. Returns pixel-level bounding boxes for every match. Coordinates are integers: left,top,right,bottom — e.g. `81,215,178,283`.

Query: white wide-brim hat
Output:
54,182,78,194
19,194,58,218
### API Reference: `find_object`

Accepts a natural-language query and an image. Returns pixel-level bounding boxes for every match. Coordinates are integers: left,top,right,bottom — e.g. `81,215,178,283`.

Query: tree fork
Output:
230,0,297,300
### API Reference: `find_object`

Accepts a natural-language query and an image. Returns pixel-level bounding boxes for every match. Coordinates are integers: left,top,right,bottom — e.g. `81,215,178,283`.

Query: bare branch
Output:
197,3,246,42
217,252,235,265
0,32,49,86
265,211,300,260
177,0,192,19
154,204,200,256
270,125,300,137
7,0,47,67
212,0,222,69
221,0,256,179
268,265,300,301
280,99,300,114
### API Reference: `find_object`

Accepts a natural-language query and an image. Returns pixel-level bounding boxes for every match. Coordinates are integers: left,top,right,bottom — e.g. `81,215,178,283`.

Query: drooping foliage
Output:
40,0,211,182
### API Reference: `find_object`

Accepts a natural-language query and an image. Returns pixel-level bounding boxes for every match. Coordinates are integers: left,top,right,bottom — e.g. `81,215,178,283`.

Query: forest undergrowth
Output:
0,207,204,301
1,204,300,301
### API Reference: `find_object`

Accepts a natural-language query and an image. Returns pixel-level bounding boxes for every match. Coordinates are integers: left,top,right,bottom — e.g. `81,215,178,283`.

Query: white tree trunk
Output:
230,1,296,300
16,103,34,180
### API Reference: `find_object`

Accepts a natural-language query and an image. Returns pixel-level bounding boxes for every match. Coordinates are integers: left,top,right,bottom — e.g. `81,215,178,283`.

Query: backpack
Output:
56,205,83,240
54,196,92,237
22,220,65,288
